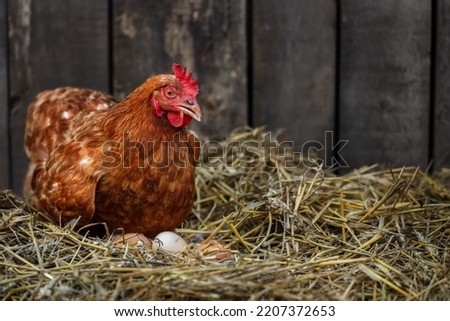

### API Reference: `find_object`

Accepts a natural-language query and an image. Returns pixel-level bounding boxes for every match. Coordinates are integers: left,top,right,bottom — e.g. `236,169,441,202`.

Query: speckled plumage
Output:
24,67,201,236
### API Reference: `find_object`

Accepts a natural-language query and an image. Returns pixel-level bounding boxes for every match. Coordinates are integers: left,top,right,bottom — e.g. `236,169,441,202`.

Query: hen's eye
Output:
165,89,175,98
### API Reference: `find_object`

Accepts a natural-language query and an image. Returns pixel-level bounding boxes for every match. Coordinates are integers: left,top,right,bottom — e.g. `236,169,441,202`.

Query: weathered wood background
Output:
0,0,449,193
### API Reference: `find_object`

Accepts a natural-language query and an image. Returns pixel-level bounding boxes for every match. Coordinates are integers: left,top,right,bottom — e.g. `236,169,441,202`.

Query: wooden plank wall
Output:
0,0,449,193
434,0,450,168
252,0,336,164
0,0,9,188
339,0,431,169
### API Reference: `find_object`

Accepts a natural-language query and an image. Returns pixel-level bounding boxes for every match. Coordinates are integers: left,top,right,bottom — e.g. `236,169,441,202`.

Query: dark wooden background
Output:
0,0,449,193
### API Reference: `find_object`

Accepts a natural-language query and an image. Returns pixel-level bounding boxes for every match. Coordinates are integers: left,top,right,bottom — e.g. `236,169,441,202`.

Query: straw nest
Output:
1,127,449,300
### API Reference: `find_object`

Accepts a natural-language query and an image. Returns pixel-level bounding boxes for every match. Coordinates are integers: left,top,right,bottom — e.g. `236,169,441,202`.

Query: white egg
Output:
153,231,187,253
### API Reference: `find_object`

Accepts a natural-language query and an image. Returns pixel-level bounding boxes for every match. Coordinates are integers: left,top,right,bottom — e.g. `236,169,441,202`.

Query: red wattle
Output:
167,111,184,127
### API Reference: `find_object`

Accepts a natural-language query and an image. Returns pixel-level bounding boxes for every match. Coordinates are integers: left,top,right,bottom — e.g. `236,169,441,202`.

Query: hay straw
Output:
1,127,449,300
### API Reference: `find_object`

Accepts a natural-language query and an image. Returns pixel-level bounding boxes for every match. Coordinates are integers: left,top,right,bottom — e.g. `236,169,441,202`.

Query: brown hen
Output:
24,64,202,236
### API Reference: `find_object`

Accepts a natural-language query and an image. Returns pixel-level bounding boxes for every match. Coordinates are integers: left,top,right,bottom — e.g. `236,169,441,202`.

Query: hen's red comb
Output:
172,63,199,97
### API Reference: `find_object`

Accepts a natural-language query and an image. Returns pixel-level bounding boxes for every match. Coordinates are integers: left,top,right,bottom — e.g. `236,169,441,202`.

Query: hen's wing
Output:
23,88,117,222
24,87,116,164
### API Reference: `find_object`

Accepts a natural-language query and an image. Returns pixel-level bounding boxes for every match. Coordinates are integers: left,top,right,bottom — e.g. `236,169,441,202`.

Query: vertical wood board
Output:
252,0,336,164
8,0,109,192
434,0,450,168
113,0,247,139
0,0,9,189
339,0,431,168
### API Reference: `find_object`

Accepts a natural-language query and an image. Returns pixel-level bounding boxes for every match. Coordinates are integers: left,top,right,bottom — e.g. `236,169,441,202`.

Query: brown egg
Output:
112,233,152,249
197,240,232,262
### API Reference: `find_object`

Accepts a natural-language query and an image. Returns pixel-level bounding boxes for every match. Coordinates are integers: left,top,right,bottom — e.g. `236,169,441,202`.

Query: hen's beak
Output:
178,100,202,122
